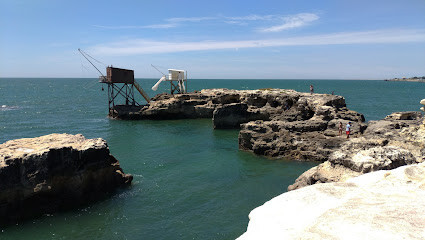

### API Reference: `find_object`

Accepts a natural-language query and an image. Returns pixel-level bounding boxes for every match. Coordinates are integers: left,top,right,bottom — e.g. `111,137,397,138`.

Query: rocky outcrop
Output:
111,89,241,120
0,134,133,224
384,111,422,120
237,89,366,160
110,89,423,189
239,120,346,161
111,88,364,125
288,112,424,190
238,162,425,240
112,89,365,160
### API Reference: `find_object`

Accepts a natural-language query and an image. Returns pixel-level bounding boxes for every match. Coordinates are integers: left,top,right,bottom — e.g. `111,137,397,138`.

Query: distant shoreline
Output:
1,77,424,82
385,78,425,83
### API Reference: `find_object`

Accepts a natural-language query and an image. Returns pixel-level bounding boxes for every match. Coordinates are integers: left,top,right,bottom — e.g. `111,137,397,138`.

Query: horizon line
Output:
0,77,389,81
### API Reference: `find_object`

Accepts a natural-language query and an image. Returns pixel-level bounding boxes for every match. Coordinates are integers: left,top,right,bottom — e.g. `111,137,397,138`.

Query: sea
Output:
0,78,423,239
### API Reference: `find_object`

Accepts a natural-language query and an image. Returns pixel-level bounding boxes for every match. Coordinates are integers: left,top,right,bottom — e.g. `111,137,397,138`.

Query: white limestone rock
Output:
238,162,425,240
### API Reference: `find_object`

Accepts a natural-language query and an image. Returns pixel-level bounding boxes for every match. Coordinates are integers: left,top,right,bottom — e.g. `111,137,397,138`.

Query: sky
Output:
1,0,425,79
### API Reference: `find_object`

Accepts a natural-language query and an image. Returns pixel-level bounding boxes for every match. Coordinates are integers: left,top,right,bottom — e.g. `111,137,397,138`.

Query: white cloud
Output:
89,29,425,56
166,14,277,23
92,17,215,30
226,14,275,21
92,23,178,29
143,23,179,29
259,13,319,32
166,17,216,23
93,13,318,31
223,20,247,25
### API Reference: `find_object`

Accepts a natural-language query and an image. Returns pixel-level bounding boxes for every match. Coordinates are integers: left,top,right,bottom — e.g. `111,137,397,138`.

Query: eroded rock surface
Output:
0,134,133,224
236,89,365,160
113,89,365,160
239,162,425,240
289,112,425,190
111,89,423,191
111,89,364,124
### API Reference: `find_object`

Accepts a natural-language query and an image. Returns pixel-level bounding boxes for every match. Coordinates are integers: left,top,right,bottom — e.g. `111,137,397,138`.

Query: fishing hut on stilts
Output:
78,49,150,118
151,65,187,94
100,67,150,117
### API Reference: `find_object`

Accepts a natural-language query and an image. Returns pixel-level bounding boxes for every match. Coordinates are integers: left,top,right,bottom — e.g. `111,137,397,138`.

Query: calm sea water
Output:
0,78,423,239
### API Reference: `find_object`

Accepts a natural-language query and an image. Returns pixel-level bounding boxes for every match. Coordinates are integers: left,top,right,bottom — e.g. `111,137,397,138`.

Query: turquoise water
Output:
0,78,423,239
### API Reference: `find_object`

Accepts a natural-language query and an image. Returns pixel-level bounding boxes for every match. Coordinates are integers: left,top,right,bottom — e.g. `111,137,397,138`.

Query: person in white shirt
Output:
346,122,351,139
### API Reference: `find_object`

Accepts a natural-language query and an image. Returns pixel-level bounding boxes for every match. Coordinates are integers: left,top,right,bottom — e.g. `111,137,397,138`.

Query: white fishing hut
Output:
152,68,187,94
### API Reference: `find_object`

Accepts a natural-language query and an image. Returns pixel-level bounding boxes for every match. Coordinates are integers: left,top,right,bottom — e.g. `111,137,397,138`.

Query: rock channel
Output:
0,133,133,224
112,89,424,189
117,89,423,189
110,90,424,238
112,88,365,161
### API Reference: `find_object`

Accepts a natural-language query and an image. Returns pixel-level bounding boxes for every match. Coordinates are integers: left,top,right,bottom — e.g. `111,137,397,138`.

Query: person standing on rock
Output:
310,85,314,94
346,122,351,138
339,122,343,136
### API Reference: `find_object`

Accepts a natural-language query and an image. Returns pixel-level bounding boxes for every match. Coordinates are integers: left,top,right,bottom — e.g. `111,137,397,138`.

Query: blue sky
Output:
1,0,424,79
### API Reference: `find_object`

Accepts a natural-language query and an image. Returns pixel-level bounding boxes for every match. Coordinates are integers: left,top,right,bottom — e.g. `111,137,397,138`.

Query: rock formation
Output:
288,111,424,190
233,89,365,160
238,162,425,240
110,89,423,190
121,90,425,239
421,99,425,125
0,133,133,224
111,89,365,161
111,89,364,122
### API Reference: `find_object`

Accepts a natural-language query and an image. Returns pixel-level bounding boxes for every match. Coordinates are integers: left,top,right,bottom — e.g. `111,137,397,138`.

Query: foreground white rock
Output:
238,162,425,240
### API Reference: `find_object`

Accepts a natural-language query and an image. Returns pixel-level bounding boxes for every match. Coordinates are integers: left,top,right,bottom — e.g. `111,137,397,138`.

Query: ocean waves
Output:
0,105,19,111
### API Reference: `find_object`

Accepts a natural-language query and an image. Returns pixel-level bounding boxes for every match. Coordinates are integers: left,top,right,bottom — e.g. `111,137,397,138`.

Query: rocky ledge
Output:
0,133,133,224
113,88,365,161
238,162,425,240
288,111,424,190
